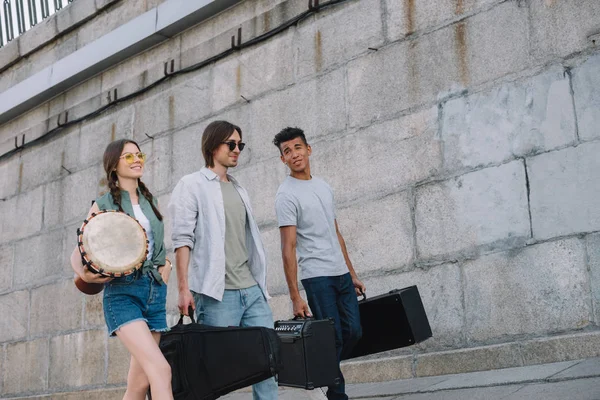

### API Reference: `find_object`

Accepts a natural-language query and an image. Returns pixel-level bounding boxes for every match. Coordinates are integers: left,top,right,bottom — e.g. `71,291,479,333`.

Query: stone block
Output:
311,107,441,205
19,14,57,55
158,193,172,251
78,106,134,169
336,191,414,273
170,68,213,132
100,74,145,108
132,90,176,142
295,0,384,78
0,103,49,142
171,124,205,183
572,53,600,141
96,0,120,9
442,67,577,171
587,233,600,324
84,292,105,329
49,330,106,389
18,138,64,193
415,343,522,377
31,280,83,336
14,231,64,288
530,0,600,61
464,239,590,342
0,244,13,293
212,29,294,112
107,336,129,385
57,0,98,33
233,157,288,226
521,331,600,365
528,142,600,240
64,75,102,110
361,265,464,349
61,165,104,224
77,0,148,48
269,294,292,322
39,388,125,400
347,27,459,127
0,290,29,343
461,1,530,86
342,355,413,383
415,160,530,259
385,0,500,41
0,38,19,70
248,67,347,162
0,187,44,243
262,226,287,295
43,180,65,231
349,2,530,127
3,338,49,395
0,157,20,200
139,134,172,194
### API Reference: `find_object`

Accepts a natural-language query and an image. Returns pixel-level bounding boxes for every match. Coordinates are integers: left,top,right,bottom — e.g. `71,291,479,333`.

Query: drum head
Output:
81,211,147,275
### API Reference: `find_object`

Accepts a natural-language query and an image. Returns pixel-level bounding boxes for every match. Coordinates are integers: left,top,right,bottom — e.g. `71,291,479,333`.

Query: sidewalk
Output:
222,357,600,399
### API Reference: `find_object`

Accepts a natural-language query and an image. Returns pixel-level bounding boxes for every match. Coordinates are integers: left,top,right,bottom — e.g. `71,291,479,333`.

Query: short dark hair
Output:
273,127,308,153
202,120,242,167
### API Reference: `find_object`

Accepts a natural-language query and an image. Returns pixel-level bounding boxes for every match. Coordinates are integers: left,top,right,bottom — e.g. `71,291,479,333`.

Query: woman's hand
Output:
158,259,172,284
80,266,113,284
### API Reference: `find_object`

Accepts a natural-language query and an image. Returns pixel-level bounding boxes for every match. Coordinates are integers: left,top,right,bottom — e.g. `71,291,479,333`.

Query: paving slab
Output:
426,360,579,391
391,384,524,400
346,376,448,398
549,358,600,380
503,377,600,400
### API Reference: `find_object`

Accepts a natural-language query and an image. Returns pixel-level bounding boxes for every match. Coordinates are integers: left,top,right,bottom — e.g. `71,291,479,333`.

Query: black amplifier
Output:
274,318,340,390
344,285,432,360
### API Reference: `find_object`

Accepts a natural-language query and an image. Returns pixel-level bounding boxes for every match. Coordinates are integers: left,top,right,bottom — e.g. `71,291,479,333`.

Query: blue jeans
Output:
301,273,362,400
192,285,278,400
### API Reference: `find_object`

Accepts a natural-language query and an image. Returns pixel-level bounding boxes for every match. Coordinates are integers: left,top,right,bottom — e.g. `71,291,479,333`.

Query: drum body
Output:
76,210,148,285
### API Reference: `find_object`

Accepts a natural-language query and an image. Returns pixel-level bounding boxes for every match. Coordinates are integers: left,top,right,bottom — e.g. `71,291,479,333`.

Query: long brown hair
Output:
202,120,242,168
103,139,163,221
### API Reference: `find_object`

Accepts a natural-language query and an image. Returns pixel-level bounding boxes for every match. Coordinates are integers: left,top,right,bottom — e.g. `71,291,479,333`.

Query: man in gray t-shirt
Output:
273,127,366,400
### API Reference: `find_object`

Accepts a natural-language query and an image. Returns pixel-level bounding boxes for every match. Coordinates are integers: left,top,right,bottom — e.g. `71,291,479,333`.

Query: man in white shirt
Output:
169,120,278,400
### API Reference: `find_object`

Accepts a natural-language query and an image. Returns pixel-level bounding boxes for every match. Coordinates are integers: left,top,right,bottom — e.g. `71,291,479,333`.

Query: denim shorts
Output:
103,271,169,337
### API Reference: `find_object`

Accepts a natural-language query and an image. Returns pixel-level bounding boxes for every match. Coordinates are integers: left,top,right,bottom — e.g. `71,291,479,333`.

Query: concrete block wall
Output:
1,0,600,396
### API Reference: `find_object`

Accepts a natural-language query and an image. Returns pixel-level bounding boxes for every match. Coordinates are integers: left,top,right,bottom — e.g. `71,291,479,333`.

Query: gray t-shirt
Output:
275,176,348,280
220,181,256,289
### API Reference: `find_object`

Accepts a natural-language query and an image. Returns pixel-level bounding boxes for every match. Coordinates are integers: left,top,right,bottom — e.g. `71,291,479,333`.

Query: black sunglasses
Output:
221,141,246,151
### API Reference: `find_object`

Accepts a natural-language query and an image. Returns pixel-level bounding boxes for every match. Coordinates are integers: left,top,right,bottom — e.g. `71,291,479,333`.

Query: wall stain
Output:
111,123,116,142
18,162,23,194
263,11,271,32
405,0,415,34
455,0,464,15
315,30,323,72
455,21,469,86
168,95,175,130
236,64,242,96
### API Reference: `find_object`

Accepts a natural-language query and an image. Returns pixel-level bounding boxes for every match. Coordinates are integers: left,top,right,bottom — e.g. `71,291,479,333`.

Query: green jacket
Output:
95,189,166,283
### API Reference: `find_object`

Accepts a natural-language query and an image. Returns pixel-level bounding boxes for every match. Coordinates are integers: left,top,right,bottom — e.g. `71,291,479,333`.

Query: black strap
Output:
177,306,196,325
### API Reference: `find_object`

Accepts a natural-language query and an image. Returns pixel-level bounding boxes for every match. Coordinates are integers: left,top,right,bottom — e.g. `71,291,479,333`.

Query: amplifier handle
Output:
358,290,367,302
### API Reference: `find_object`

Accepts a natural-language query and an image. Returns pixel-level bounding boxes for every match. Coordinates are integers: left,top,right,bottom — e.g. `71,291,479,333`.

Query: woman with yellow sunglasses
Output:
70,139,173,400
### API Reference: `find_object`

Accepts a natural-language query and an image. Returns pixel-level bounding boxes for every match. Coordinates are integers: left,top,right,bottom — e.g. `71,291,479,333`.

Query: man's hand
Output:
178,289,195,316
352,277,366,297
292,297,312,318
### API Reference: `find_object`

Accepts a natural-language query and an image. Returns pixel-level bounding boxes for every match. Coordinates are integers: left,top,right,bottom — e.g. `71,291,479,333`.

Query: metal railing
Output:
1,0,74,47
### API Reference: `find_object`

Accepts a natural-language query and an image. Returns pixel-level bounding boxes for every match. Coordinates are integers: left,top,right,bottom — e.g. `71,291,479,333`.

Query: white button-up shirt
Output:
168,167,270,301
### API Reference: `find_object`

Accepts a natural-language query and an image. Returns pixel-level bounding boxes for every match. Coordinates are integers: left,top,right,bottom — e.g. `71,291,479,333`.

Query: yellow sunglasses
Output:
119,152,147,164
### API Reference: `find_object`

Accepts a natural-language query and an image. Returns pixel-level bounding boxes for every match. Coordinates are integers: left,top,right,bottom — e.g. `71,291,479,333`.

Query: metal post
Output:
27,0,37,26
4,0,14,42
15,0,25,34
41,0,50,18
53,0,61,10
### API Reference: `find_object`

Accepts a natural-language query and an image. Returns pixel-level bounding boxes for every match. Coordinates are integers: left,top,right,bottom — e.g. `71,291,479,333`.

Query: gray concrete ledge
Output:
0,0,242,125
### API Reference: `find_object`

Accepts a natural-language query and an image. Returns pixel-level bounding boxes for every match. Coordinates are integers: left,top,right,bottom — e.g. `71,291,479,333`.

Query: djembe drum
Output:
74,210,148,295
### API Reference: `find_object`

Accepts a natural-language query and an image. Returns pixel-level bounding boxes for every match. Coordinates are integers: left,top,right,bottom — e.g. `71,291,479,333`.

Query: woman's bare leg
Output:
117,321,172,400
